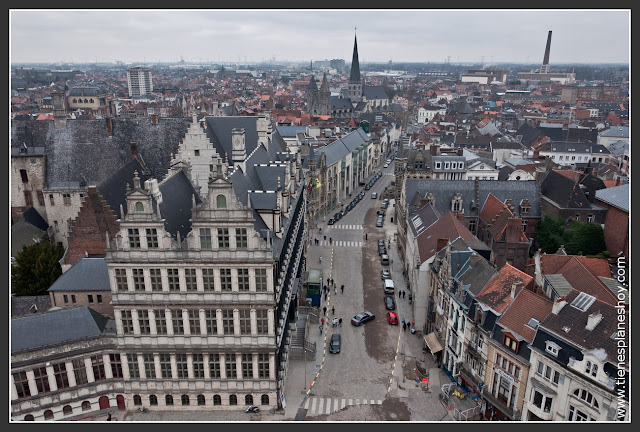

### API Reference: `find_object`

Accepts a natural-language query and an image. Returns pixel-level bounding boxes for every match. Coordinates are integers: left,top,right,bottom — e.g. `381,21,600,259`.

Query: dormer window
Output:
585,361,598,377
545,341,561,357
504,334,518,352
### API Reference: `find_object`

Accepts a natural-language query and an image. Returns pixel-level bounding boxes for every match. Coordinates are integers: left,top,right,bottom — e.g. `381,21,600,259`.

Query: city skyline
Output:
10,9,630,65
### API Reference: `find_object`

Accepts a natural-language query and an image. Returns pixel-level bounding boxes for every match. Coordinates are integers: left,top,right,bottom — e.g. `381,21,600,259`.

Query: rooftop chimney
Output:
151,114,158,125
52,92,67,129
585,311,603,331
106,117,113,136
436,238,448,253
130,142,139,159
540,31,552,74
552,296,567,315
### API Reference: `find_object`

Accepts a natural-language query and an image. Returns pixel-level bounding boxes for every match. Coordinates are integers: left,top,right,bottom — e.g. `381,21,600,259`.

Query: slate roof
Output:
330,96,354,110
68,87,105,97
607,140,628,155
275,125,307,138
475,263,533,314
408,202,441,237
349,34,361,83
20,206,49,232
158,169,202,239
540,170,592,210
599,126,628,138
537,125,597,143
497,288,553,342
11,306,112,353
11,220,47,257
405,179,541,219
48,257,110,292
363,86,388,100
10,118,190,186
515,123,543,148
98,158,149,216
315,128,369,167
594,182,629,212
11,295,52,318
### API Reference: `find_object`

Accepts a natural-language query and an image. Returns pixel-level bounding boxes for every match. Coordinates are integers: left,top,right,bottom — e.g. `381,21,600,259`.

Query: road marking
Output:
341,399,346,409
311,398,317,413
317,398,324,414
325,398,331,414
304,399,310,409
319,240,362,247
333,398,339,412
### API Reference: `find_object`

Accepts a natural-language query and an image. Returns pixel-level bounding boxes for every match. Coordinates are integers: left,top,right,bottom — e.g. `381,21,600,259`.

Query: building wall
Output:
42,188,88,248
597,201,628,257
49,291,114,317
11,154,48,220
540,198,606,224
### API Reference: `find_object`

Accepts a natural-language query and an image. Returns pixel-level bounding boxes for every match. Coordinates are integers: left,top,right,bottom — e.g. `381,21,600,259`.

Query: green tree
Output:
564,221,607,256
536,215,566,254
11,242,64,296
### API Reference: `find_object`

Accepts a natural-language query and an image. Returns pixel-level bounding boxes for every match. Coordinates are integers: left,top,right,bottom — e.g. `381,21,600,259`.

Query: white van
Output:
383,279,395,294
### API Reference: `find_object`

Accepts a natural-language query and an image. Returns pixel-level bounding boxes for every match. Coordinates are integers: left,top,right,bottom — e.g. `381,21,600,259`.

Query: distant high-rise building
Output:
127,67,153,97
517,31,575,85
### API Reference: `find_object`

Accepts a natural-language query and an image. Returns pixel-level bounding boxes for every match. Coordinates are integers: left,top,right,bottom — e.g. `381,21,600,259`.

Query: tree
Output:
11,242,64,296
564,221,607,256
536,215,566,254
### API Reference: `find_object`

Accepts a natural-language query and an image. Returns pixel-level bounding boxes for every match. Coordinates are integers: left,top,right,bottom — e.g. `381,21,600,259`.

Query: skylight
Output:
526,318,540,329
570,292,597,312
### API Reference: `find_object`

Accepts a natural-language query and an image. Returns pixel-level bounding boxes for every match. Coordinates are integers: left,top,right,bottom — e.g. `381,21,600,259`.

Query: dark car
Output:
384,295,396,310
378,239,385,247
378,171,382,177
340,209,347,217
329,333,341,353
377,209,386,216
378,244,386,255
328,218,335,225
365,184,371,190
376,219,383,227
351,311,375,326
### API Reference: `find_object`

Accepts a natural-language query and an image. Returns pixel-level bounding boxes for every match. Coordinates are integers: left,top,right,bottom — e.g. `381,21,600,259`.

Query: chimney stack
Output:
52,91,67,129
130,142,139,160
436,238,448,253
585,311,603,331
106,117,113,136
540,31,552,74
151,114,158,125
552,296,567,315
231,128,246,167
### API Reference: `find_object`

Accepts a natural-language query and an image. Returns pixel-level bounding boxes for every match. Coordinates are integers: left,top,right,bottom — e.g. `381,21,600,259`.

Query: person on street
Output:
338,318,342,326
107,413,112,421
334,285,337,294
323,306,327,316
331,306,335,315
403,322,407,331
341,284,344,293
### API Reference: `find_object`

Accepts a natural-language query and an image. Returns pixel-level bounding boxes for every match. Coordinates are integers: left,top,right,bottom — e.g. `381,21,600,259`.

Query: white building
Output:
127,67,153,97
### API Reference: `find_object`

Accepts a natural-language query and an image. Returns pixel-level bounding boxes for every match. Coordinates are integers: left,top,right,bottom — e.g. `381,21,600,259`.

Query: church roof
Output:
349,34,361,83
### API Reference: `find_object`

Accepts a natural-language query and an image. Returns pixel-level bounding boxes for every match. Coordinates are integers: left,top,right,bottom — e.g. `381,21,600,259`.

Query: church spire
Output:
320,73,329,93
349,31,361,83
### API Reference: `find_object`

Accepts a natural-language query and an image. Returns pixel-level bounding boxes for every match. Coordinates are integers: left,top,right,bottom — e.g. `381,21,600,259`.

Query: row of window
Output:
71,98,95,104
434,161,465,170
119,308,270,336
125,352,271,380
133,393,270,408
26,400,97,421
22,190,80,208
62,294,103,305
13,354,123,399
125,227,249,250
114,267,268,293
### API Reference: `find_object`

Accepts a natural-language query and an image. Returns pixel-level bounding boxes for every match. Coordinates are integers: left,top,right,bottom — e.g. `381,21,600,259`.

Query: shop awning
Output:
424,332,443,354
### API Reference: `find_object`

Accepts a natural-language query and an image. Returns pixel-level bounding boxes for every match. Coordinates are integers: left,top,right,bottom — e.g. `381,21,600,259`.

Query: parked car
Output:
365,184,371,190
381,269,391,279
378,239,385,247
329,333,341,353
371,192,378,199
380,202,388,209
378,244,386,255
328,218,335,225
383,163,389,168
376,219,383,227
351,311,375,326
377,209,386,216
384,295,396,310
387,311,399,325
381,254,390,265
378,171,382,177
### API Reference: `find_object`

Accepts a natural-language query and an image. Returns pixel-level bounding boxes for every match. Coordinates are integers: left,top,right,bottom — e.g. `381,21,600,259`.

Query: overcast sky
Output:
10,9,630,65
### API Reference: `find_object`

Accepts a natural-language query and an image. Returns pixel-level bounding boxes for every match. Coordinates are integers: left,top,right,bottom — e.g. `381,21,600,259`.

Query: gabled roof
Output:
416,211,477,262
204,116,260,164
475,263,533,315
158,169,201,239
540,170,592,209
408,202,441,237
48,257,110,292
11,306,112,353
594,182,629,212
363,86,388,100
497,288,553,342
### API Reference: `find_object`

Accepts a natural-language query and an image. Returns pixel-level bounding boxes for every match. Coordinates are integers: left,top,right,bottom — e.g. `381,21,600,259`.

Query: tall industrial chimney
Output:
540,31,552,74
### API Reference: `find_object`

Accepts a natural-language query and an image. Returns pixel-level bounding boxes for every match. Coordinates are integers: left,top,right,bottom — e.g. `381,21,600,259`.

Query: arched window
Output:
165,395,174,406
24,414,34,421
81,401,91,411
245,395,253,405
573,388,599,409
84,99,88,103
149,395,158,406
63,405,73,415
213,394,221,406
44,410,54,420
216,194,227,209
90,99,94,103
181,394,190,406
229,395,237,406
135,202,144,212
197,394,205,406
261,394,269,405
133,395,142,406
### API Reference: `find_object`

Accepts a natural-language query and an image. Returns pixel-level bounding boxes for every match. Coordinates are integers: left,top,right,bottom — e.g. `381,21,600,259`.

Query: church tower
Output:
348,32,362,103
305,75,319,114
318,73,331,115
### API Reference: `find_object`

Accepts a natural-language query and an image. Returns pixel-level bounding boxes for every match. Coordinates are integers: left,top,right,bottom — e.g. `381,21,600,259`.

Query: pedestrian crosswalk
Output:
330,224,363,230
318,241,362,248
304,397,383,415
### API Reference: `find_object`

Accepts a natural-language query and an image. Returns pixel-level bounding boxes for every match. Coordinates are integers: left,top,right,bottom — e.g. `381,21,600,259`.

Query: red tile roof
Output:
475,263,534,314
416,211,477,261
497,288,553,341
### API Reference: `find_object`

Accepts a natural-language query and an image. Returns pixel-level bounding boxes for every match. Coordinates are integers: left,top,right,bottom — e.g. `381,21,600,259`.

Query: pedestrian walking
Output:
329,237,332,245
323,306,327,316
401,318,405,326
340,285,344,293
319,256,322,264
403,322,407,331
331,306,335,315
365,233,368,240
324,293,328,301
338,318,342,326
107,413,112,421
334,286,337,294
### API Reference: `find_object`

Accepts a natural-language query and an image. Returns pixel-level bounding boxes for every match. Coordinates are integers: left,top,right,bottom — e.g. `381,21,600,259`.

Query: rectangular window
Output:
33,367,51,393
255,268,268,292
242,354,253,379
143,354,155,379
222,310,234,335
192,354,205,379
63,193,71,206
258,354,270,379
237,268,250,291
205,310,217,334
155,310,167,335
587,214,595,223
256,309,268,335
128,228,140,248
199,228,212,249
149,268,162,291
73,359,88,385
167,268,180,291
175,353,188,379
159,354,172,379
91,355,107,381
189,310,201,335
132,268,145,291
128,354,141,379
202,268,215,291
146,228,158,248
138,310,151,335
115,268,128,291
53,363,70,389
209,354,221,379
88,294,94,304
239,309,251,335
522,220,527,233
236,228,248,248
71,295,76,304
24,190,33,206
172,310,185,335
225,354,237,379
220,268,232,291
110,354,123,378
532,390,543,409
184,268,197,291
217,228,230,248
49,194,55,206
63,294,69,305
13,371,31,398
121,310,135,335
37,190,45,206
20,169,29,183
97,294,102,304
